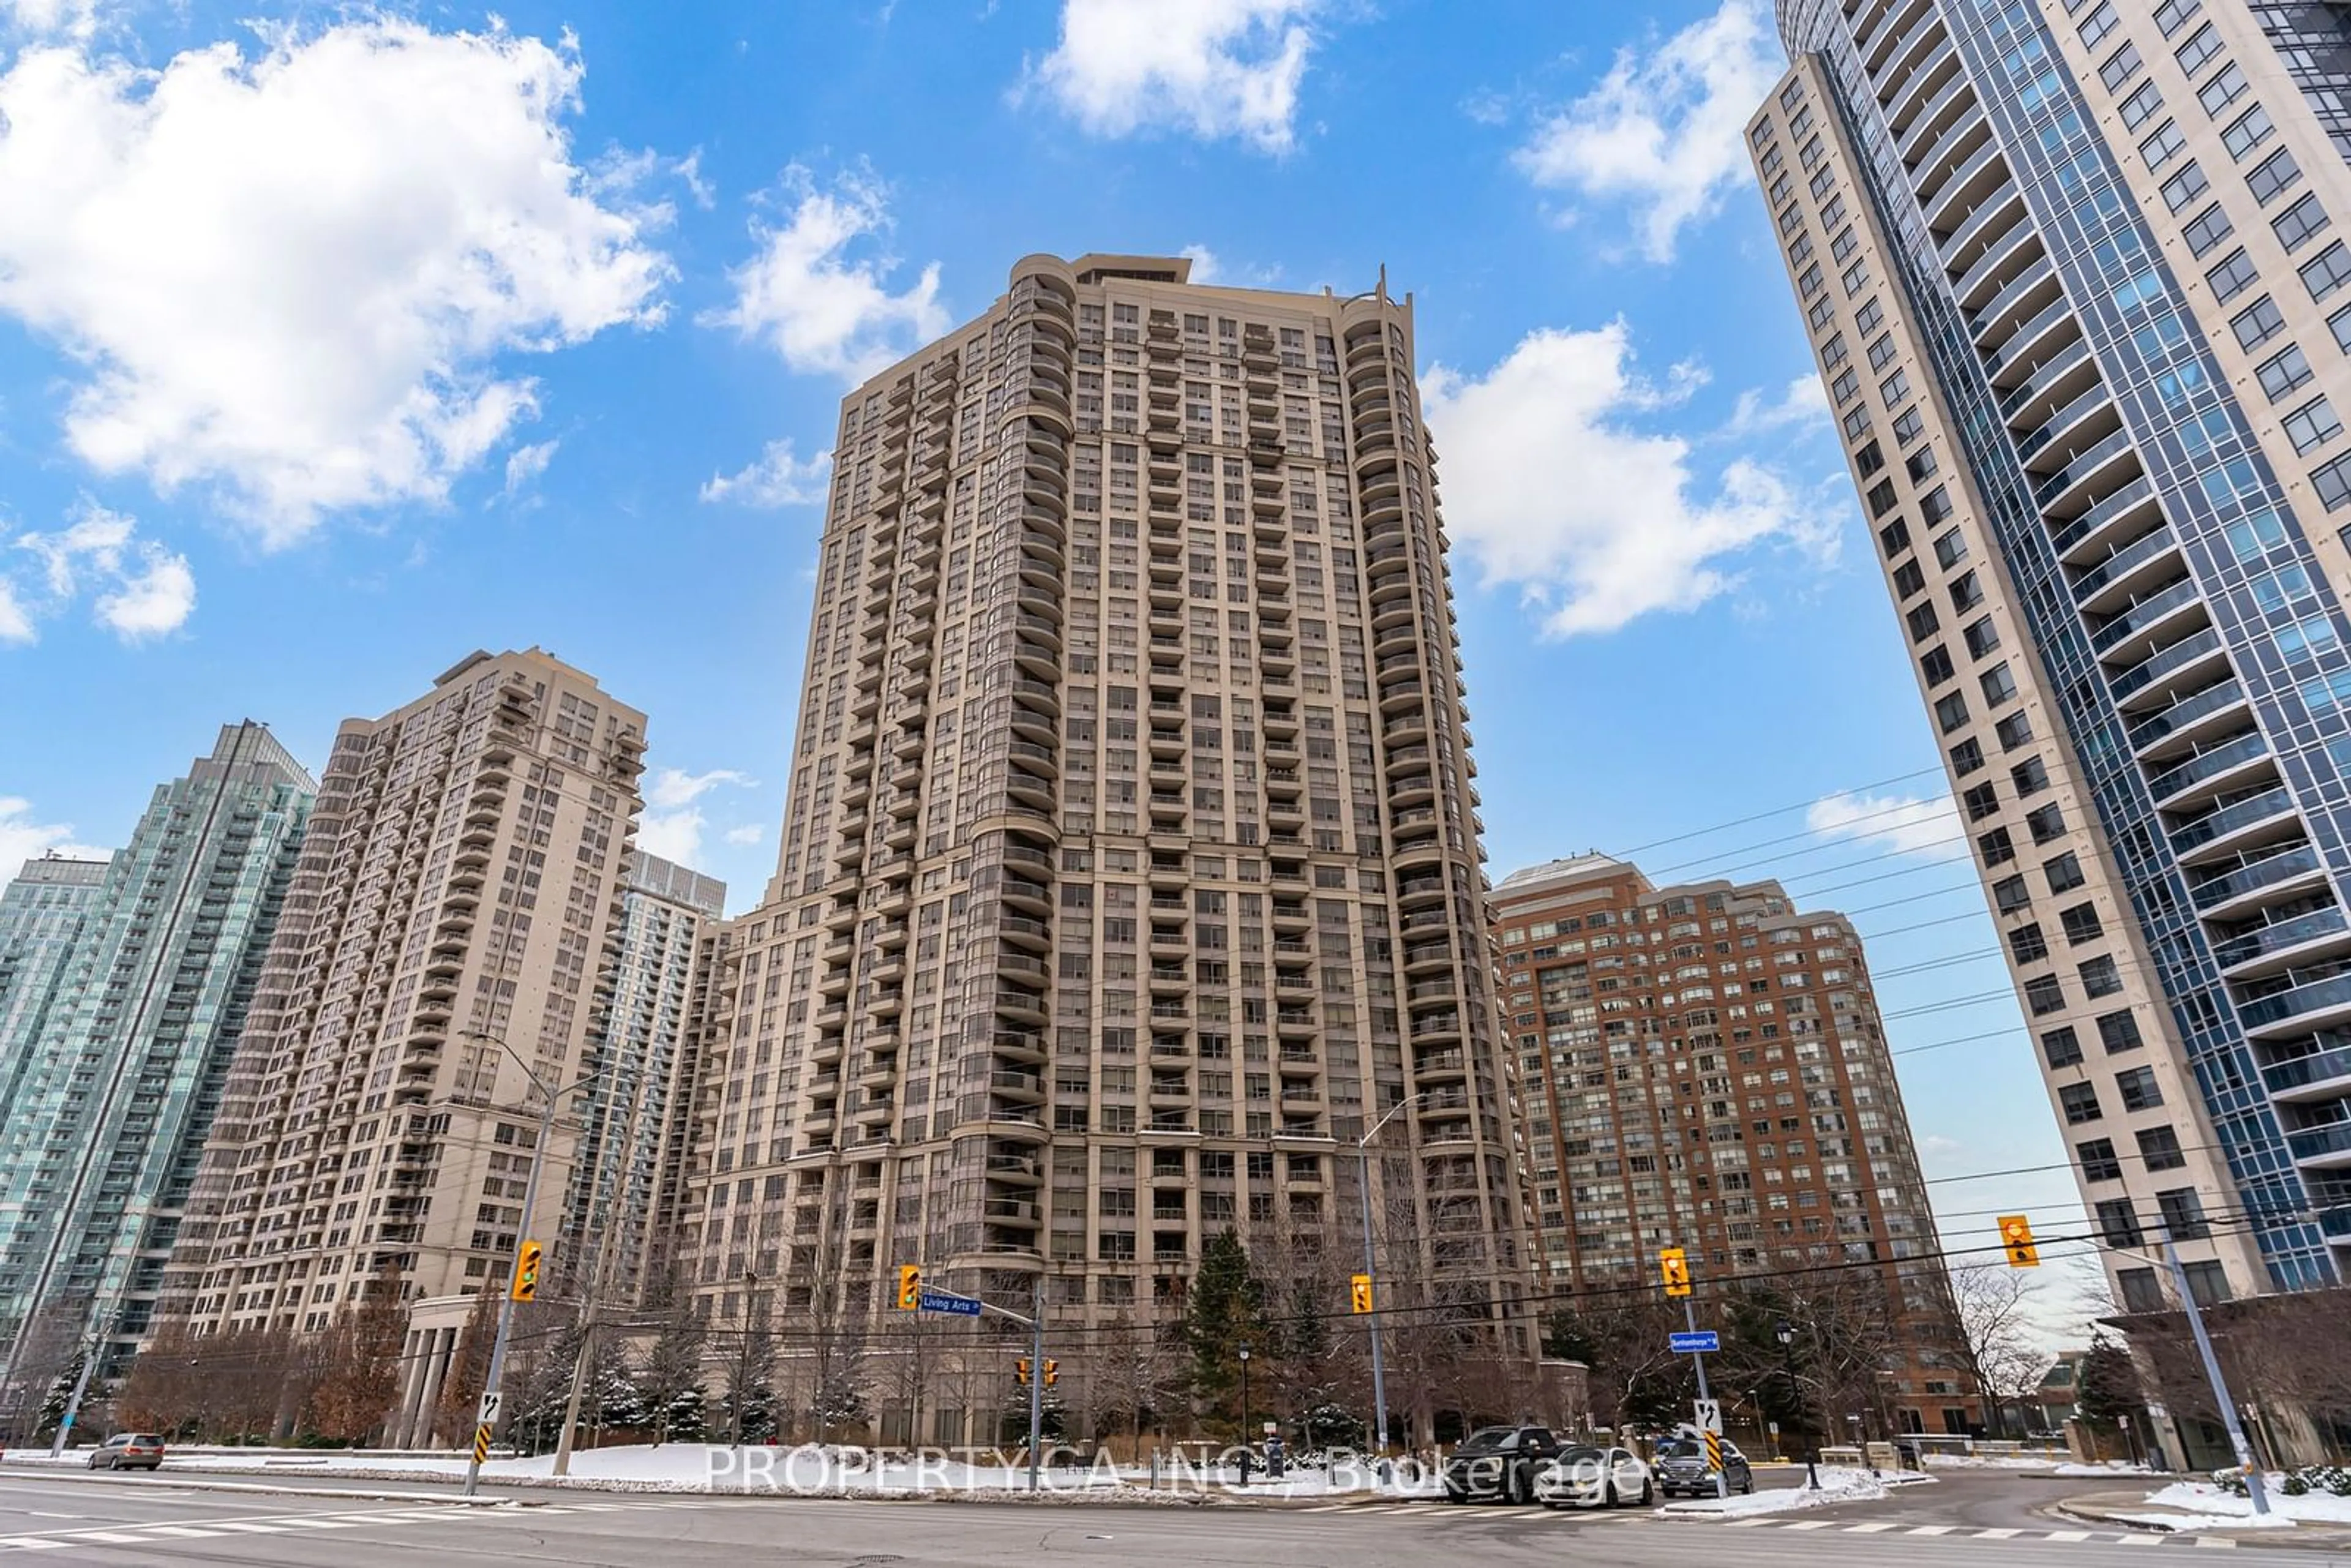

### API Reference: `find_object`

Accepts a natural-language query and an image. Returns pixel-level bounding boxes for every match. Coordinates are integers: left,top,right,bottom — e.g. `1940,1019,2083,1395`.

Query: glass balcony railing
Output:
2036,427,2139,510
2049,475,2158,557
2213,903,2346,969
2147,730,2268,803
2110,626,2223,703
2287,1119,2351,1162
2240,970,2351,1030
2189,842,2319,911
2262,1045,2351,1097
2093,577,2202,655
2128,675,2238,753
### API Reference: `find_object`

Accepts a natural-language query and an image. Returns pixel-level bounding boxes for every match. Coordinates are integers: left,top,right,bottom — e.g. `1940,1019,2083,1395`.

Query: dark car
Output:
1442,1425,1564,1504
1653,1435,1753,1496
86,1433,165,1472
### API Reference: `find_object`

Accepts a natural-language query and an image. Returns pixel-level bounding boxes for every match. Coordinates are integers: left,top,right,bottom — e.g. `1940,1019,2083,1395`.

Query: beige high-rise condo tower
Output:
684,252,1529,1439
1751,1,2351,1316
158,650,647,1423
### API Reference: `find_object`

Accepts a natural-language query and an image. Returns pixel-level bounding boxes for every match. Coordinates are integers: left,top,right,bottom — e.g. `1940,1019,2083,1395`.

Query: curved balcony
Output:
1954,211,2041,312
999,874,1052,916
2188,841,2322,917
2111,626,2229,710
2216,903,2350,975
1984,292,2079,382
1938,179,2027,274
2262,1042,2351,1101
1886,31,1965,139
2073,525,2180,613
2131,678,2249,760
993,986,1048,1026
2148,728,2271,811
2037,429,2142,518
2015,380,2114,470
2241,968,2351,1037
2287,1114,2351,1168
1397,875,1446,909
2092,576,2205,664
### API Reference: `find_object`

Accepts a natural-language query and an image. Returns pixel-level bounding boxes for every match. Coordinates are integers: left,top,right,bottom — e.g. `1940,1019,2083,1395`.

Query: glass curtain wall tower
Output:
1751,0,2351,1308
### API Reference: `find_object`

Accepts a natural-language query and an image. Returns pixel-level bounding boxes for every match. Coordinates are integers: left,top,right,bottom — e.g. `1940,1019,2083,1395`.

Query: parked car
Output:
1442,1425,1567,1504
1653,1435,1754,1496
86,1433,165,1472
1534,1444,1656,1508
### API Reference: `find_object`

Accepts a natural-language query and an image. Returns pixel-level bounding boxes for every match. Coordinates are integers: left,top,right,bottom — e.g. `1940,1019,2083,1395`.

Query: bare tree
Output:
1949,1262,2049,1437
434,1285,500,1446
304,1265,407,1443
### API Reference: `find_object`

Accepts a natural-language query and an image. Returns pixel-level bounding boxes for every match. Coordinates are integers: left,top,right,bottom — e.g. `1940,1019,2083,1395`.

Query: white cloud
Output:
9,500,195,643
708,167,947,383
0,20,672,544
723,823,765,847
1805,789,1966,861
1515,0,1779,263
500,440,559,500
638,767,757,869
1027,0,1319,153
1,0,100,42
1181,243,1222,283
1727,374,1831,438
701,438,832,508
0,797,110,880
1423,321,1836,637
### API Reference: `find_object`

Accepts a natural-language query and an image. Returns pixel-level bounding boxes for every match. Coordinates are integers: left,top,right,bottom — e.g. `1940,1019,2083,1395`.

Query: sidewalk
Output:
2058,1488,2351,1550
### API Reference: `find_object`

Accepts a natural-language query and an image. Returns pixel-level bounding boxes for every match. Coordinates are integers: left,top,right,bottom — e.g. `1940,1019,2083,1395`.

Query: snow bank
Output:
1921,1453,2063,1471
2142,1479,2351,1527
1657,1466,1928,1519
2053,1461,2155,1479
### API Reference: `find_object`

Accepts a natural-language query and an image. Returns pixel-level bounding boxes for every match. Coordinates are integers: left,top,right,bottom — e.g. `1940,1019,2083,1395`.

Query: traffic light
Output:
1043,1359,1059,1387
1349,1273,1374,1315
898,1264,921,1310
1015,1358,1032,1386
1998,1215,2040,1268
511,1239,544,1302
1659,1247,1692,1298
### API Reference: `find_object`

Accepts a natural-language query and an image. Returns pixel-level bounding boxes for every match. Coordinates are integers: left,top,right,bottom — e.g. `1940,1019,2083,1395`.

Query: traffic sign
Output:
918,1289,983,1317
1670,1330,1719,1354
1693,1398,1722,1435
1704,1431,1726,1471
478,1390,503,1425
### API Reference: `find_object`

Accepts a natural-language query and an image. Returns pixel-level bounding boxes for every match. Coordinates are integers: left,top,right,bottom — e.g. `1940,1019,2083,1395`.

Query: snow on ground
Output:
2140,1479,2351,1527
1921,1453,2064,1471
1657,1466,1930,1519
2053,1461,2156,1478
2112,1510,2294,1532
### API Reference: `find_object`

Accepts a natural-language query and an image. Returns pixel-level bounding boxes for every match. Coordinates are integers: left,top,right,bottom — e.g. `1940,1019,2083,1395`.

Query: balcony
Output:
2286,1117,2351,1168
2214,904,2348,973
2261,1043,2351,1101
2037,429,2142,516
2091,576,2203,662
2131,679,2248,759
2188,842,2322,915
2147,729,2269,809
2240,964,2351,1037
2110,627,2227,707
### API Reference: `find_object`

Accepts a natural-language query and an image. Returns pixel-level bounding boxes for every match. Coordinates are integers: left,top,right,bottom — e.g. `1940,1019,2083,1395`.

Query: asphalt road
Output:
0,1468,2221,1565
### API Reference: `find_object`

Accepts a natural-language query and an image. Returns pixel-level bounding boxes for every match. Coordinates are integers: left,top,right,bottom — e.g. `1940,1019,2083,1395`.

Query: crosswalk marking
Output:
1974,1528,2023,1539
2045,1531,2093,1542
1783,1520,1838,1531
2120,1536,2161,1547
1907,1525,1957,1536
1844,1522,1900,1532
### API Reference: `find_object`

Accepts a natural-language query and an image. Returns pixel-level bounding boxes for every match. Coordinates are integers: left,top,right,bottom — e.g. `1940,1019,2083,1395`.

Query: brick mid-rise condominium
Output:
1493,855,1976,1435
1753,0,2351,1312
680,252,1534,1441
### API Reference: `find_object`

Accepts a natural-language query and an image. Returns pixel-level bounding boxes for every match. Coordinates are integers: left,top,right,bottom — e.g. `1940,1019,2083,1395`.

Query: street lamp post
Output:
1774,1319,1820,1490
1355,1092,1427,1454
1237,1345,1253,1485
460,1033,604,1501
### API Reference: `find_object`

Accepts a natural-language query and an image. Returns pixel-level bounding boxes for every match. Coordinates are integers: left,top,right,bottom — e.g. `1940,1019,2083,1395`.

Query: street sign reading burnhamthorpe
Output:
918,1290,983,1317
1669,1330,1719,1354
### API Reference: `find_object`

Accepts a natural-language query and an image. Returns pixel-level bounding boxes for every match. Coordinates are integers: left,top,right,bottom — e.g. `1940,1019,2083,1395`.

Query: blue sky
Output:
0,0,2099,1321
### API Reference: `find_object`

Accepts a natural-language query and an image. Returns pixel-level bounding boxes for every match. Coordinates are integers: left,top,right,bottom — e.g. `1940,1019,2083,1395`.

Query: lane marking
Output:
1974,1528,2024,1539
1784,1520,1838,1531
2121,1536,2161,1547
2194,1539,2238,1550
2045,1531,2093,1543
0,1539,70,1551
1845,1522,1900,1532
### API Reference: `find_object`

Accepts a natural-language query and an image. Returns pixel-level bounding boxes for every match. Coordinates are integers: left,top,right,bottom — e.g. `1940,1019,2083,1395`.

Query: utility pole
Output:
1026,1277,1046,1494
1683,1298,1727,1501
460,1034,602,1501
553,1056,647,1477
1355,1092,1425,1454
2161,1236,2269,1517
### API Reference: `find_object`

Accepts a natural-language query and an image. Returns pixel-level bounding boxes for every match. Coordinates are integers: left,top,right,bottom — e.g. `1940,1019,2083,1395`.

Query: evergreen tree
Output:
636,1299,709,1446
2075,1335,2144,1427
1183,1228,1267,1434
36,1351,85,1443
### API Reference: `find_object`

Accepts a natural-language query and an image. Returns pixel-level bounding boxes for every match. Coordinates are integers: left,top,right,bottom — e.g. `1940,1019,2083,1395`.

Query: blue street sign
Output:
919,1290,983,1317
1670,1330,1720,1354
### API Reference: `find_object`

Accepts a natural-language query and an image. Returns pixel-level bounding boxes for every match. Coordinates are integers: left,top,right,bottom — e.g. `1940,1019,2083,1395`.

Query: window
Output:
2098,1010,2143,1053
2173,24,2219,75
2225,507,2286,560
1879,517,1911,557
2095,1197,2142,1247
1907,446,1940,484
1894,560,1927,598
2233,294,2287,349
2102,43,2145,94
1996,711,2036,750
2153,0,2201,37
2078,1139,2123,1182
2280,613,2343,659
2157,1188,2209,1240
2009,923,2050,963
2336,306,2351,354
2248,146,2303,204
2161,162,2209,212
1978,826,2016,865
2183,1261,2230,1305
2141,120,2187,171
2120,80,2165,129
1907,601,1941,641
1880,369,1911,408
1853,433,1880,471
2042,1026,2083,1069
1921,645,1955,685
2222,105,2274,161
2285,396,2343,454
1892,406,1926,445
2118,1268,2164,1313
2079,0,2118,47
2012,756,2051,795
2026,803,2066,843
1933,528,1968,569
2045,852,2087,893
2312,452,2351,511
2181,203,2234,257
1951,737,1985,775
1855,297,1883,335
2080,955,2124,997
2208,248,2260,304
2025,973,2068,1015
2137,1125,2186,1171
2061,903,2105,944
1829,367,1859,405
2060,1082,2103,1124
2117,1065,2164,1111
1949,570,1984,612
1934,691,1970,733
1993,874,2031,914
1965,617,2001,658
2274,193,2331,252
1963,782,2000,821
1981,662,2019,705
2197,62,2248,118
2258,344,2314,402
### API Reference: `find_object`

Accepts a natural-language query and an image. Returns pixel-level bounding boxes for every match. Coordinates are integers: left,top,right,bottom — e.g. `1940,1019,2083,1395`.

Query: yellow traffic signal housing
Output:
898,1264,921,1310
511,1239,544,1302
1014,1358,1032,1386
1998,1215,2041,1268
1349,1274,1374,1315
1043,1359,1059,1387
1659,1247,1692,1298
